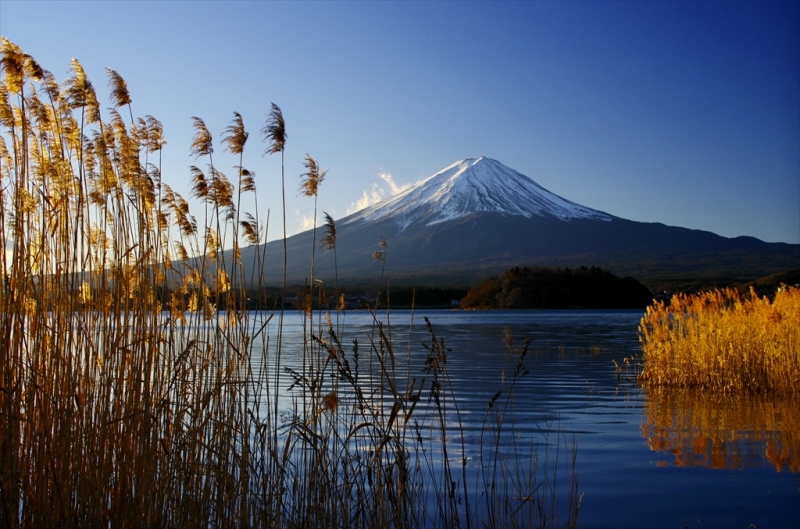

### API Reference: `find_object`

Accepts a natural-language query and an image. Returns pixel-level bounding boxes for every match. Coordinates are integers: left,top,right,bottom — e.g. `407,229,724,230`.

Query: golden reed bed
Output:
638,287,800,394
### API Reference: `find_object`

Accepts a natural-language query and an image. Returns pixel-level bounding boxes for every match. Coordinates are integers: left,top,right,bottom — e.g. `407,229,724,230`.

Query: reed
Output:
638,286,800,393
0,39,579,527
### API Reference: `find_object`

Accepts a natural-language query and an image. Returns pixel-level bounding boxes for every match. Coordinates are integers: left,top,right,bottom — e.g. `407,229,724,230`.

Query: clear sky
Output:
2,0,798,244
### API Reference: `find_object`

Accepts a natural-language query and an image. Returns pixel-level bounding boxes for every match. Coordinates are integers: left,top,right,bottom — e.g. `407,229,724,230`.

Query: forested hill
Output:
460,266,654,309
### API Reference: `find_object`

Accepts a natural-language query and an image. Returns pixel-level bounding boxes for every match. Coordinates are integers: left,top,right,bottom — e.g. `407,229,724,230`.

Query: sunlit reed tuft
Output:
190,115,213,158
638,287,800,393
105,67,131,109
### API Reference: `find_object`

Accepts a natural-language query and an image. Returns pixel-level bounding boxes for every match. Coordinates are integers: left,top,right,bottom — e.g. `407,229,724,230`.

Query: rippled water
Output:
258,308,799,528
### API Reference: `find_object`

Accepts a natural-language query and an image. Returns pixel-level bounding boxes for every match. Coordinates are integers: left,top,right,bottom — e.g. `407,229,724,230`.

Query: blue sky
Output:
2,0,798,243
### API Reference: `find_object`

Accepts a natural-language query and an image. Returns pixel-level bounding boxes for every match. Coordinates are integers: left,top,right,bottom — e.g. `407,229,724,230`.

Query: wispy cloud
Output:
347,171,410,214
291,209,320,235
347,185,384,214
378,171,404,195
299,214,317,232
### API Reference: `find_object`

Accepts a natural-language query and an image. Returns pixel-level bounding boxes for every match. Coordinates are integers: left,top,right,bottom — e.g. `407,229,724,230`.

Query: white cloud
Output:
291,209,321,234
299,214,317,232
347,184,385,214
347,171,410,214
378,171,405,195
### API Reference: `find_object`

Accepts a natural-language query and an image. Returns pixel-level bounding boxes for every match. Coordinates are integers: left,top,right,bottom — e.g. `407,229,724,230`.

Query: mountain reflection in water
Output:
642,388,799,472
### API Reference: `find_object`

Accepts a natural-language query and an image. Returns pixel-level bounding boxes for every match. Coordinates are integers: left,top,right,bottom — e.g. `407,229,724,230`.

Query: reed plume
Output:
64,58,100,123
222,111,249,156
320,211,336,252
190,116,213,158
105,67,134,126
1,37,26,94
299,152,326,198
262,102,286,155
372,235,387,262
144,115,166,152
319,211,344,326
221,112,250,302
106,68,131,106
300,154,326,309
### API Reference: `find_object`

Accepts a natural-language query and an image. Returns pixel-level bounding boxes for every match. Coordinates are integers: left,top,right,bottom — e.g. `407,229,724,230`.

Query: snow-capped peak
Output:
344,157,612,230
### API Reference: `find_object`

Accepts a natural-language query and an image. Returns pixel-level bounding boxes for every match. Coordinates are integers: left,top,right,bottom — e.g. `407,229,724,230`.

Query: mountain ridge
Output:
238,157,799,290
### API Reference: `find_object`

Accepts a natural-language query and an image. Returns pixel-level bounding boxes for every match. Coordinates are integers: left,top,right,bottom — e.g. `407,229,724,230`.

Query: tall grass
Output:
638,287,800,393
0,39,579,527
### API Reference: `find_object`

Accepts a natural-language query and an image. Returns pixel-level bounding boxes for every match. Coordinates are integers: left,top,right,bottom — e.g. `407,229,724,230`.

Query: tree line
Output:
460,265,654,309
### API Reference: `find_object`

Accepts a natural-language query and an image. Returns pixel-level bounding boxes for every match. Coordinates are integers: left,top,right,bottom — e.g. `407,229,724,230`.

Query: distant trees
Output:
461,266,653,309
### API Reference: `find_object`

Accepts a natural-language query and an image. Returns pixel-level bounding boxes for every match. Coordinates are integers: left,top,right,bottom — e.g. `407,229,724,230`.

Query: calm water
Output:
260,308,799,529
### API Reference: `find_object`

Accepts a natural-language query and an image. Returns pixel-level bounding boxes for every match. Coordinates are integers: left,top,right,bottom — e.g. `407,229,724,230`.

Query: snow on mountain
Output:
344,157,613,230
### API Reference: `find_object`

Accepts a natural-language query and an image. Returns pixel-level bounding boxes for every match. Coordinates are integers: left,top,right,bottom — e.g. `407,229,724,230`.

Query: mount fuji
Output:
240,157,798,289
346,157,613,229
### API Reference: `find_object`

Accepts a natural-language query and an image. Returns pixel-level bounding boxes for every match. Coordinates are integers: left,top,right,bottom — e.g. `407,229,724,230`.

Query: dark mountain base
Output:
240,213,799,292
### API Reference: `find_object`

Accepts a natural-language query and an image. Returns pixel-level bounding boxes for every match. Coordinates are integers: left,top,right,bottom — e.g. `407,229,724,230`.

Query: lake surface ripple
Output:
266,309,799,528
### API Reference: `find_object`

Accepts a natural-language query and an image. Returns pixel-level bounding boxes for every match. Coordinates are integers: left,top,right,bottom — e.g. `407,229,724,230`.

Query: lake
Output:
257,308,799,528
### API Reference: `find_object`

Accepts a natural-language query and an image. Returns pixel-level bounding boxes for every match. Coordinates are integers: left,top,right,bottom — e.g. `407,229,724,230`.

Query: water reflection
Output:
641,388,799,472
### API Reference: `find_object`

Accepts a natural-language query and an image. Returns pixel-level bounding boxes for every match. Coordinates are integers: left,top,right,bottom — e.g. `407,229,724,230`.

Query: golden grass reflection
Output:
641,388,799,472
